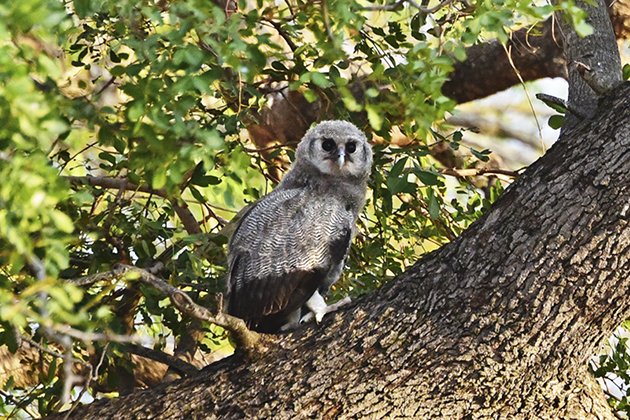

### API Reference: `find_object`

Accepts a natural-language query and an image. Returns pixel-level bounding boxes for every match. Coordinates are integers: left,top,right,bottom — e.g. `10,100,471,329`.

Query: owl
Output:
226,120,373,333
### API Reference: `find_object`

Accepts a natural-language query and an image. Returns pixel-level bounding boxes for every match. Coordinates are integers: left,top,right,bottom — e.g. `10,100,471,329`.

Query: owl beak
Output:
336,146,346,168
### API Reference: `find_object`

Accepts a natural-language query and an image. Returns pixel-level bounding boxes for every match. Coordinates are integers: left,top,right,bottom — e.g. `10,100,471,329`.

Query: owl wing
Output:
226,188,353,329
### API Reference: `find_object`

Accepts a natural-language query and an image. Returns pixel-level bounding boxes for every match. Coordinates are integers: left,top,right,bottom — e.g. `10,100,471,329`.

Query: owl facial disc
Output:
294,120,373,179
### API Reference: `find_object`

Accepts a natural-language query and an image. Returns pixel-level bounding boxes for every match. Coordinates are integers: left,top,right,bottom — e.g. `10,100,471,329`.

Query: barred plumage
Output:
227,120,372,332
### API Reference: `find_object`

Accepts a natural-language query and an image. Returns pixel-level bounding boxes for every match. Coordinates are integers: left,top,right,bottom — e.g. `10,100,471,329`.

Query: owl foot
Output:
279,309,302,332
299,295,352,325
279,295,352,331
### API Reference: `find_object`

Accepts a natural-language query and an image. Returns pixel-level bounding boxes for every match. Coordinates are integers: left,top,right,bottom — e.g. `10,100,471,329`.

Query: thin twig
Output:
102,179,128,260
48,324,142,344
62,343,107,420
264,19,297,52
362,0,453,13
446,113,542,150
27,256,80,406
0,390,39,418
502,43,545,151
69,264,261,352
241,141,298,153
65,176,167,197
58,141,99,172
93,343,109,381
94,76,116,96
20,336,88,366
535,93,589,119
65,175,203,235
322,0,335,44
61,336,79,405
439,167,522,178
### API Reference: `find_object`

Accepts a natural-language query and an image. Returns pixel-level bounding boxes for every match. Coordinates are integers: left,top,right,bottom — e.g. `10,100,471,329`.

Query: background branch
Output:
124,343,199,377
65,176,202,235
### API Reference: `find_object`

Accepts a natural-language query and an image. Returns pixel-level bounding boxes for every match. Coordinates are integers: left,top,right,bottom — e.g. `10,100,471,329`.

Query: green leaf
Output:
46,357,58,383
574,21,593,38
389,158,408,178
428,191,440,220
98,151,117,165
127,101,145,121
538,97,567,114
50,210,74,233
452,44,467,61
310,72,332,88
410,12,426,40
73,0,91,17
152,171,167,189
0,324,19,353
303,89,318,103
328,66,341,80
366,104,383,131
341,94,362,112
189,186,207,203
416,170,440,186
471,148,491,162
387,176,416,195
109,49,121,63
271,61,288,71
548,114,565,129
191,175,221,187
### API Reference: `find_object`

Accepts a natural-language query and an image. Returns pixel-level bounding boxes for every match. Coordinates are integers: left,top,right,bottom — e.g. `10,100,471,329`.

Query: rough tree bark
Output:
54,82,630,419
556,0,623,132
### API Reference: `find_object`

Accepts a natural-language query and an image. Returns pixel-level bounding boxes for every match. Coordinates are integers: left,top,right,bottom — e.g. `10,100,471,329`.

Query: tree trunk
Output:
53,83,630,419
556,0,623,132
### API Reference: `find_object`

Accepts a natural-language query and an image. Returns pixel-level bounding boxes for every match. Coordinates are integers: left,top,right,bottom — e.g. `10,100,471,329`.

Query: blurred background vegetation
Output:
0,0,628,417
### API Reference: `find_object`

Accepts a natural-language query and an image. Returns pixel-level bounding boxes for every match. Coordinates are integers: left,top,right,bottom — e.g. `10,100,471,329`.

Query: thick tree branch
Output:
124,343,199,377
443,18,566,103
444,0,628,103
55,82,630,420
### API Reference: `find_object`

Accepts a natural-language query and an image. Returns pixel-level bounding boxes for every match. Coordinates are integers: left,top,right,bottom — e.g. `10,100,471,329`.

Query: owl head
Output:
295,120,373,180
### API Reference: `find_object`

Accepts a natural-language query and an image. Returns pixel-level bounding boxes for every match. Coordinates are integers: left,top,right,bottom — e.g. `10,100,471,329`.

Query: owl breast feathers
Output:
227,120,372,332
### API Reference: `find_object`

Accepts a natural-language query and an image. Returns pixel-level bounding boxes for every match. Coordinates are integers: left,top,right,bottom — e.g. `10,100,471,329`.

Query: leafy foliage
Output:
0,0,626,416
592,325,630,415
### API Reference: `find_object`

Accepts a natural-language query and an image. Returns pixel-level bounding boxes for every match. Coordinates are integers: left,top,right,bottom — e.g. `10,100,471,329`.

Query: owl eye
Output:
322,138,336,152
346,142,357,154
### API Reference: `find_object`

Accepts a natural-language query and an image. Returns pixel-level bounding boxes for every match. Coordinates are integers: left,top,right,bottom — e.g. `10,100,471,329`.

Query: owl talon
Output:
280,321,298,332
280,309,302,331
299,312,313,324
299,293,352,326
